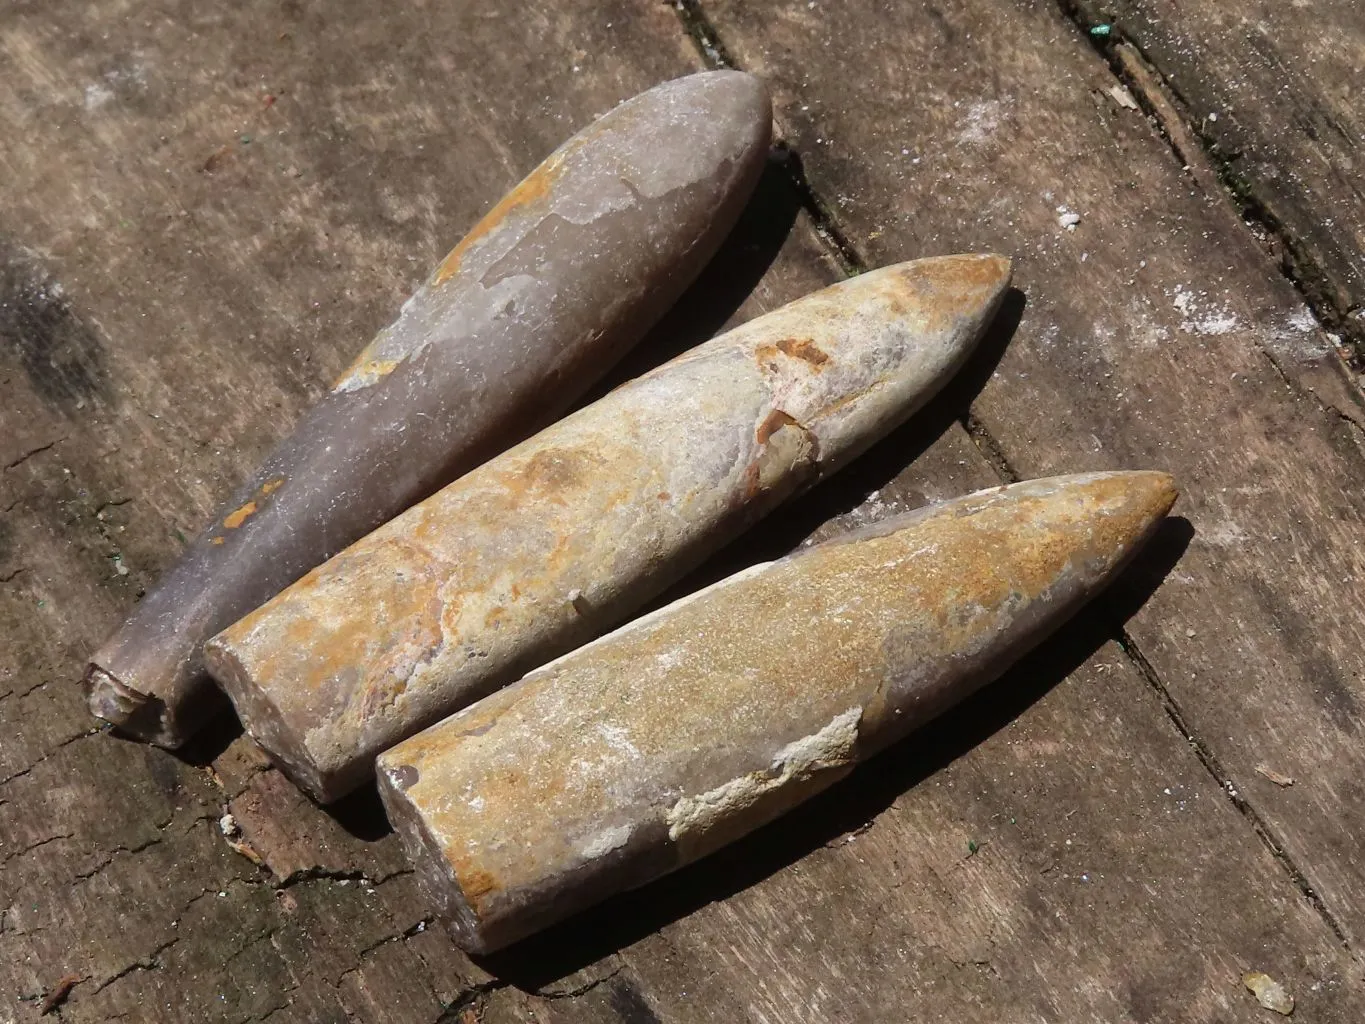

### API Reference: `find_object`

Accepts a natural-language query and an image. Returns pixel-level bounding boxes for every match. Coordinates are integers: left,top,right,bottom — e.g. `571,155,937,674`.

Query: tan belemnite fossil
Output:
204,254,1013,802
375,471,1177,954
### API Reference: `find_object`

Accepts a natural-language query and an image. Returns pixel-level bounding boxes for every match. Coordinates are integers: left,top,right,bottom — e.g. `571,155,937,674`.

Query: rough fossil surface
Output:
85,69,773,748
205,254,1012,802
375,470,1178,953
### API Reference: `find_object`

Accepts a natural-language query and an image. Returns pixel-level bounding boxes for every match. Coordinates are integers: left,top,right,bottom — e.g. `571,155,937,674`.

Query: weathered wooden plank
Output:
0,1,784,1021
3,1,1363,1023
1071,0,1365,352
701,0,1365,963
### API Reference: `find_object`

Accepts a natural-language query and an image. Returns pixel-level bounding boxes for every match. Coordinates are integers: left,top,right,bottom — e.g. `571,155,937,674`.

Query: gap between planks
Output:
1051,7,1365,446
1052,0,1365,379
669,0,1357,958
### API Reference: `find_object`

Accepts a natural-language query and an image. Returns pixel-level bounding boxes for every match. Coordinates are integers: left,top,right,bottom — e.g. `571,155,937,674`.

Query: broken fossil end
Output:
376,744,658,956
375,758,495,954
84,662,222,749
201,639,345,802
85,664,158,736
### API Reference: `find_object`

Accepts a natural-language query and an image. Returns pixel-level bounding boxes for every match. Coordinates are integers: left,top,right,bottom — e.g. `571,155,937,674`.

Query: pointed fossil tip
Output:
956,253,1011,318
677,68,773,132
682,67,769,97
850,253,1013,347
868,253,1012,303
936,252,1012,294
977,252,1013,283
1123,469,1180,519
1052,469,1178,542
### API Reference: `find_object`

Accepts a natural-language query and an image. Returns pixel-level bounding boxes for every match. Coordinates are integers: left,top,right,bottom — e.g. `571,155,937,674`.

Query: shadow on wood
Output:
174,702,245,768
475,513,1193,989
325,780,394,842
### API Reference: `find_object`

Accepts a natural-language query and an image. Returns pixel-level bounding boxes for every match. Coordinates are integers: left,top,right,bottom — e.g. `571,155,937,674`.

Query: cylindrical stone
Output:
375,471,1178,953
85,70,773,747
204,254,1013,801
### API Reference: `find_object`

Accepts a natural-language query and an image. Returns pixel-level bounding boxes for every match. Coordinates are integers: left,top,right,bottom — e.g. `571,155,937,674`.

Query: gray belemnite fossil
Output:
374,471,1178,954
203,254,1013,802
85,70,774,747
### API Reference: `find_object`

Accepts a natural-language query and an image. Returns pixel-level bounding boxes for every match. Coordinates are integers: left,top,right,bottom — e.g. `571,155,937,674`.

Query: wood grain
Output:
1071,0,1365,351
3,0,1364,1020
704,0,1365,965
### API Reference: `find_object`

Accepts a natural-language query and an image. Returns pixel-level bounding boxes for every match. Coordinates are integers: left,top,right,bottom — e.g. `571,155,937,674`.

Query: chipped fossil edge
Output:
666,706,862,844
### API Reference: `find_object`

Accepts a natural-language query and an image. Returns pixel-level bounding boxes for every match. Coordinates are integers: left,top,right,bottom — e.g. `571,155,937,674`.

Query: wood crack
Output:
221,926,280,971
432,979,511,1024
72,830,173,884
1052,1,1365,375
1114,629,1357,954
89,881,255,994
1,831,74,866
0,727,104,788
332,918,434,989
240,991,296,1024
90,935,180,993
0,678,46,704
3,437,63,472
534,958,626,1000
275,865,413,891
670,1,869,278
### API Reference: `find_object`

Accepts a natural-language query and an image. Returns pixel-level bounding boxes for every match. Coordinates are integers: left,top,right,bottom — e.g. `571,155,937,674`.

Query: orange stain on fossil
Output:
223,501,258,529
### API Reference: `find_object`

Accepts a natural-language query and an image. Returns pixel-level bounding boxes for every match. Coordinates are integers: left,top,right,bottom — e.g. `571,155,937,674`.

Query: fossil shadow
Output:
172,697,246,767
476,513,1193,988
